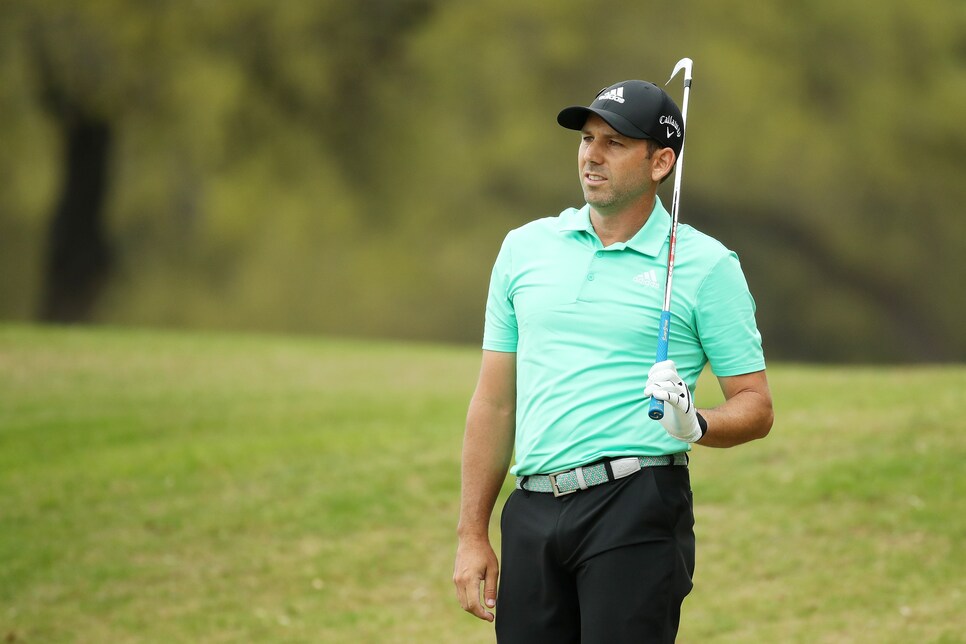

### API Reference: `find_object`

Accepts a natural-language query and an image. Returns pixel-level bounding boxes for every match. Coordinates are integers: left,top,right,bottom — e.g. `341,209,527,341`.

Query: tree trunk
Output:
38,114,113,323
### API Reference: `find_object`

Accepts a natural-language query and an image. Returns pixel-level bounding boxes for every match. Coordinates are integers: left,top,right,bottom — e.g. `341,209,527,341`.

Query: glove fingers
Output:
645,378,683,392
646,384,690,412
644,379,679,395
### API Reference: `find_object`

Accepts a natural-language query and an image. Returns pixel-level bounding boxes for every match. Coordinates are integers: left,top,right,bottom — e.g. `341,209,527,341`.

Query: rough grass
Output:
0,324,963,643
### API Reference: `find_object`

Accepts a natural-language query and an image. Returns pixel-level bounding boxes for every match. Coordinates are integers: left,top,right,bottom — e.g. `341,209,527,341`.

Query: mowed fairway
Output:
1,325,963,643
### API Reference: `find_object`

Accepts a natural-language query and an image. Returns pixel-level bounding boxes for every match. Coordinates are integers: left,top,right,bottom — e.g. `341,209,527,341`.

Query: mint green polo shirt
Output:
483,197,765,475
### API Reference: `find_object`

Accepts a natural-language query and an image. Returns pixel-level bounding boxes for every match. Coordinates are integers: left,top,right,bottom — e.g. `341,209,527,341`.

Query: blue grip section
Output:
647,311,672,420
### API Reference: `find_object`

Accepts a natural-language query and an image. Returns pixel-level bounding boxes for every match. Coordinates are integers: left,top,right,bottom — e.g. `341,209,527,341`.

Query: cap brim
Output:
557,106,652,139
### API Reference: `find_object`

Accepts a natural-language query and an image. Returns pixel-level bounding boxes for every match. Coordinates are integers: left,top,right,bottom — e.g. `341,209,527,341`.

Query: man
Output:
453,79,774,643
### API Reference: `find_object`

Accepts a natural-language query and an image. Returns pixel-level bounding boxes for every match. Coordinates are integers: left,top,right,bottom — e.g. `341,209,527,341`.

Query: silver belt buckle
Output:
547,470,576,497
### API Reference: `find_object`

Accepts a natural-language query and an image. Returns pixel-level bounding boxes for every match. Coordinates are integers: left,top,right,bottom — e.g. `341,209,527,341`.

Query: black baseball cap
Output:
557,80,684,157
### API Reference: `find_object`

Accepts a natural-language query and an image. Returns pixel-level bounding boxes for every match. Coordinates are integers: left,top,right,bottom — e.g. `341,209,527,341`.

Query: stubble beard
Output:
583,181,646,216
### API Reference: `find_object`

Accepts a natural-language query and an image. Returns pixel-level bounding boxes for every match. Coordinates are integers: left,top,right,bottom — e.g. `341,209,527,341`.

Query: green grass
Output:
1,324,963,643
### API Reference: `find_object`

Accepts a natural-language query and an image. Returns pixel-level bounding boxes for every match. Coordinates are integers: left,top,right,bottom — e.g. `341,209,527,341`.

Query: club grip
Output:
647,311,672,420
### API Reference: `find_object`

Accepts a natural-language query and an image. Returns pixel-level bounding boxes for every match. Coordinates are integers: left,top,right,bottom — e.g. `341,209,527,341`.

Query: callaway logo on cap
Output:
557,80,685,157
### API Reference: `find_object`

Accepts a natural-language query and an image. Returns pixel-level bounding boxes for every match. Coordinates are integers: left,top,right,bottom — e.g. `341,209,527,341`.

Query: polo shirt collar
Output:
557,205,595,233
557,196,671,257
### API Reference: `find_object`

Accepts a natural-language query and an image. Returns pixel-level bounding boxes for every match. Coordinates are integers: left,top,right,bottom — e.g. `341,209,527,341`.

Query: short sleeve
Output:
482,233,518,352
694,252,766,376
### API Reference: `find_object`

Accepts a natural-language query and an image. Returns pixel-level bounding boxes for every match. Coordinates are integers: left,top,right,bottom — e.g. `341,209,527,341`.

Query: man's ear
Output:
651,148,676,183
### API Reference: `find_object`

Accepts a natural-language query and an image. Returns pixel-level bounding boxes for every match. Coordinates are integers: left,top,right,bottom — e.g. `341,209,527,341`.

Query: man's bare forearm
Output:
697,370,774,448
457,395,515,540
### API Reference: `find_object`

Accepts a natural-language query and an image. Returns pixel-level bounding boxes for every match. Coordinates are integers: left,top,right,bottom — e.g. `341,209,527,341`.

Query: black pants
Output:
496,465,695,644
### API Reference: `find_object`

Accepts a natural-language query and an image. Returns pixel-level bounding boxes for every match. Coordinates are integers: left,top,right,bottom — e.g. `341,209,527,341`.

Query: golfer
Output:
453,79,774,643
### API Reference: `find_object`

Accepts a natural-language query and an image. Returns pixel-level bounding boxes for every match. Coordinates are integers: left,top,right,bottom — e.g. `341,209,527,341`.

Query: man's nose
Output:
583,139,604,164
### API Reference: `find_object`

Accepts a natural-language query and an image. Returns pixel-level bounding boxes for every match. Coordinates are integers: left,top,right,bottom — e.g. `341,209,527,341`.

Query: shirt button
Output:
587,273,595,281
595,251,603,258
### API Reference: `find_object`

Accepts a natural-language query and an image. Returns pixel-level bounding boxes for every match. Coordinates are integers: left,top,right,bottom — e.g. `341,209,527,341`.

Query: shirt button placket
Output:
588,250,601,281
578,248,602,300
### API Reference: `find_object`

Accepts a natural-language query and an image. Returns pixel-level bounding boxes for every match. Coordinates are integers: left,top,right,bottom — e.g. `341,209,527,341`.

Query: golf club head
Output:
666,58,693,86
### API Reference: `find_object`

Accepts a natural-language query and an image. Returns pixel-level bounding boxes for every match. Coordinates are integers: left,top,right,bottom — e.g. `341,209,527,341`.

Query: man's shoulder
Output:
678,223,737,263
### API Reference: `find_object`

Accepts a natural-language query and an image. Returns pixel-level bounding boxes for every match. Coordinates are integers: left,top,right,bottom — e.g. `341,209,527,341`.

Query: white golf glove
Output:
644,360,705,443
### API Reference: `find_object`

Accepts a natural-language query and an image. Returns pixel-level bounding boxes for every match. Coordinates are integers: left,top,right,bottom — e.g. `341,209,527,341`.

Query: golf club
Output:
648,57,693,421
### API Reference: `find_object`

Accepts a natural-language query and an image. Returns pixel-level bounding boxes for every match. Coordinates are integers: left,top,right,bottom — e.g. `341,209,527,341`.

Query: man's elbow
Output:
753,400,775,440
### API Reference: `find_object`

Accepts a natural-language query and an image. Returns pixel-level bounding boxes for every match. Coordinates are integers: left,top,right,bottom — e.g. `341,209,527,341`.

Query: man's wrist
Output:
456,522,492,542
696,412,708,439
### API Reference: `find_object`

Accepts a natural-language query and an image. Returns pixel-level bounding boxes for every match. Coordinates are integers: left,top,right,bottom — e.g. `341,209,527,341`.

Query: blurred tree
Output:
31,29,114,322
16,1,161,322
5,0,439,324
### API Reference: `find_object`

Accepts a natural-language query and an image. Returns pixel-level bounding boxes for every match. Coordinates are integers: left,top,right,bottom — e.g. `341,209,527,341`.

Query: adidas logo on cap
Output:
597,86,625,104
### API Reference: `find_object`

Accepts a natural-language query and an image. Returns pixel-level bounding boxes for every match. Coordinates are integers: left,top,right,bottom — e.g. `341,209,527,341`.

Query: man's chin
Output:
584,195,615,211
583,188,611,208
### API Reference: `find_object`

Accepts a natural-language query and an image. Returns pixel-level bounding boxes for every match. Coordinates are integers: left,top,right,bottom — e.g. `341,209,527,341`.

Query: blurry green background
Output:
1,0,964,361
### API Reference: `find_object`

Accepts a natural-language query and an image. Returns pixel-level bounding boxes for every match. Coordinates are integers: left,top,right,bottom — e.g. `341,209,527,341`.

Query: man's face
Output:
578,114,655,215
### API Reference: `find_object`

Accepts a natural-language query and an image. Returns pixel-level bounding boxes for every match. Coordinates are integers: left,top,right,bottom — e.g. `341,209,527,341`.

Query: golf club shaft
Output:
648,59,692,421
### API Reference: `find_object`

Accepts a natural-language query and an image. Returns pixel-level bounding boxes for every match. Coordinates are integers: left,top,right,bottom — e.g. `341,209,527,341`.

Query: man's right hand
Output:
453,536,499,622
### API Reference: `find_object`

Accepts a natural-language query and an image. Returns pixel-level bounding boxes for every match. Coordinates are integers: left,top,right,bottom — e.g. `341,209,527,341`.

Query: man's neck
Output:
589,193,656,247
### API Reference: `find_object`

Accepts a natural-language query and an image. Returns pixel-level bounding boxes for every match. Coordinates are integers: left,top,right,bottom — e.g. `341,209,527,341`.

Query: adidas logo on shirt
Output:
597,86,625,103
633,270,660,288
